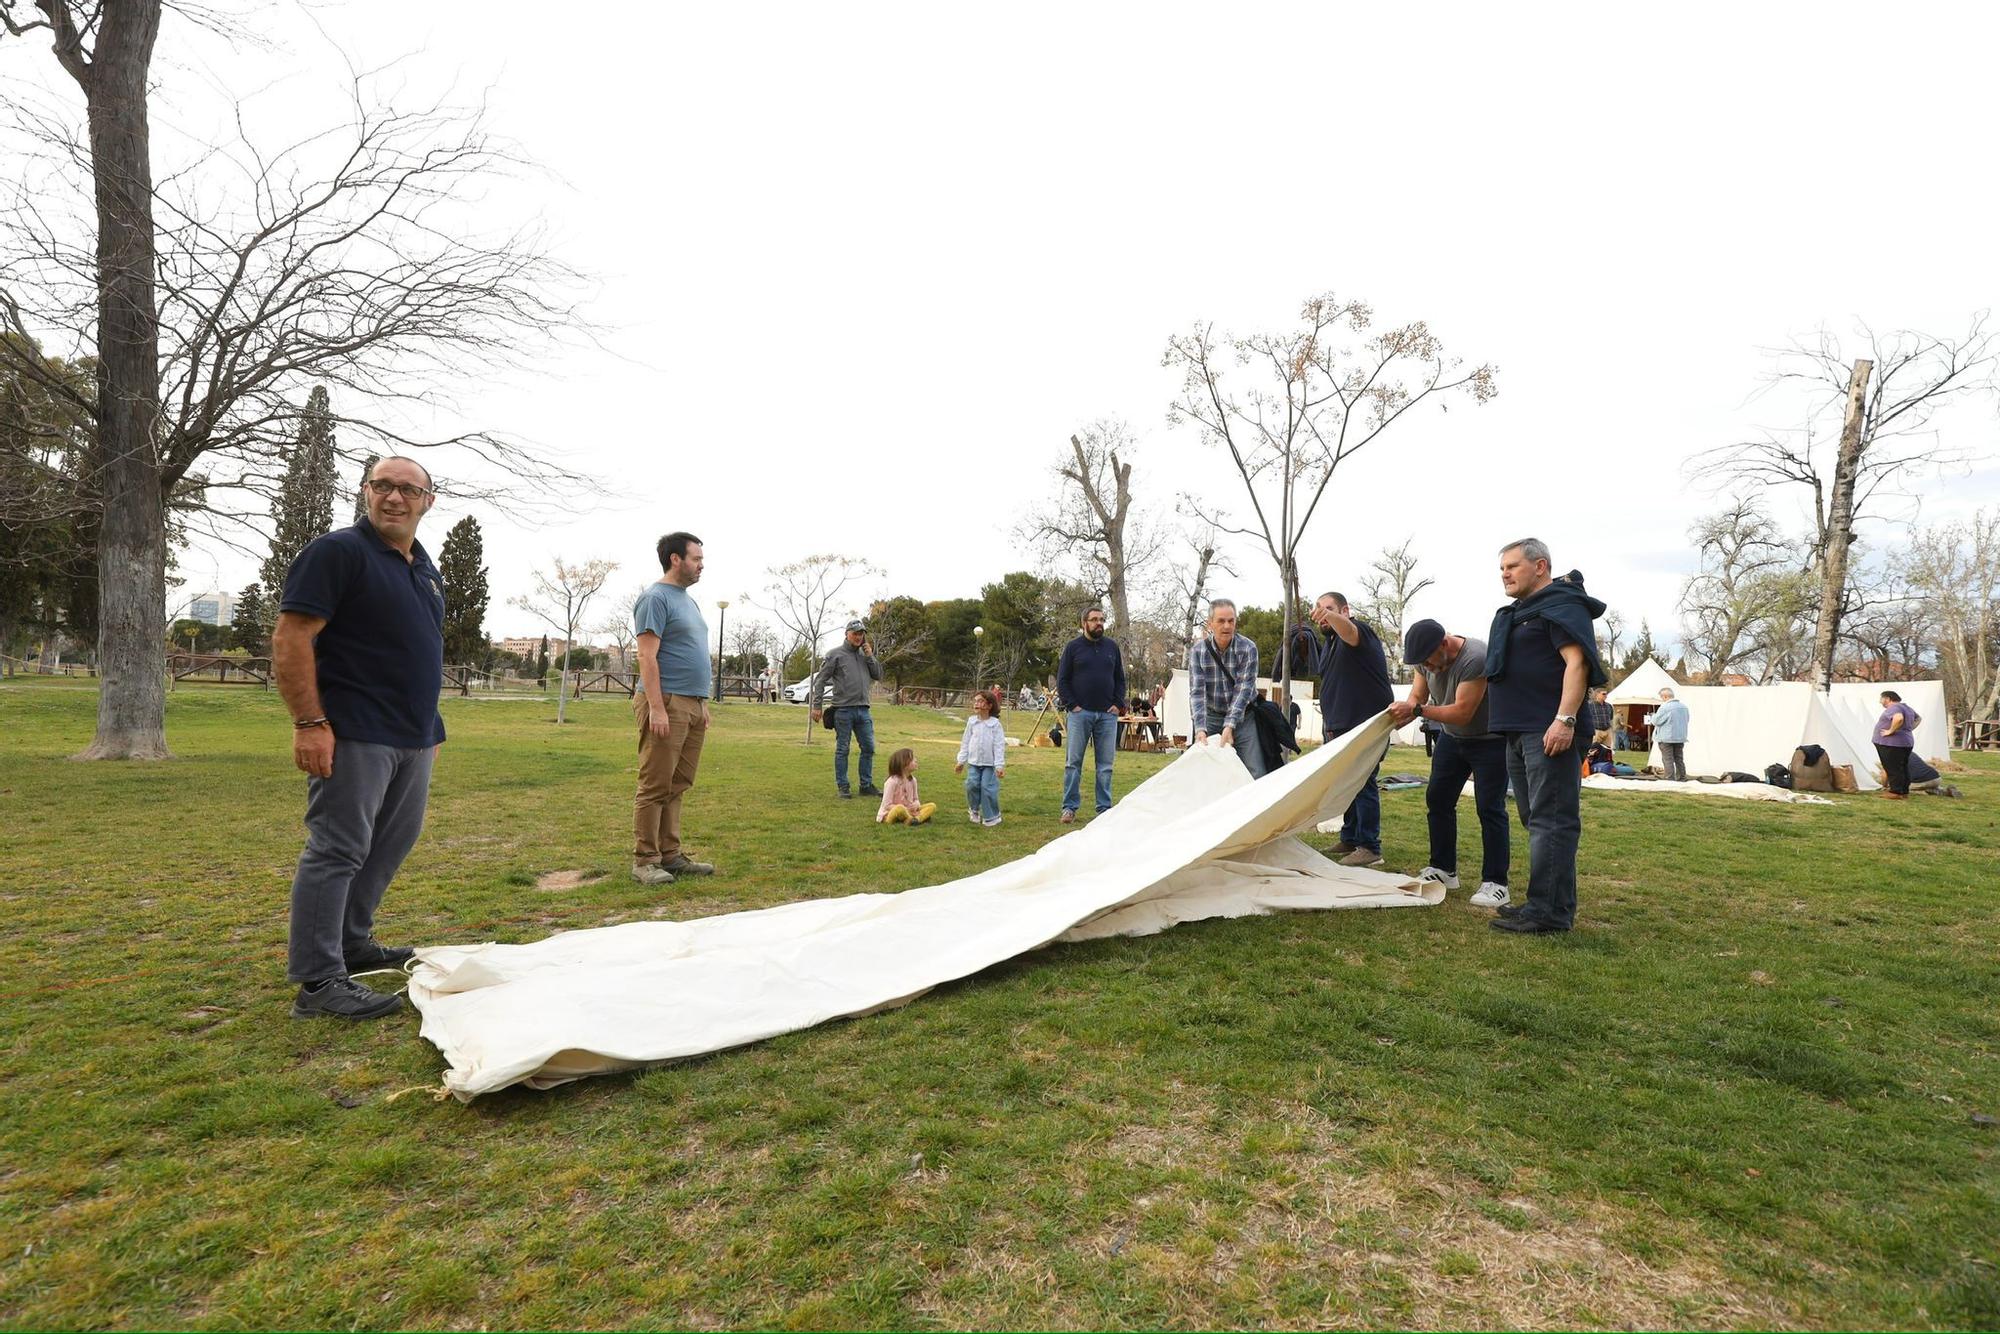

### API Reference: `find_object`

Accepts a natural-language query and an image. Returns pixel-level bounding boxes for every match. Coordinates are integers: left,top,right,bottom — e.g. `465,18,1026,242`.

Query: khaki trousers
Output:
634,692,707,863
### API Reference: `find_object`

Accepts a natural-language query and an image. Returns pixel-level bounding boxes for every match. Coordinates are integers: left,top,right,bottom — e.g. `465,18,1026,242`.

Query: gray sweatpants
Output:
288,740,434,983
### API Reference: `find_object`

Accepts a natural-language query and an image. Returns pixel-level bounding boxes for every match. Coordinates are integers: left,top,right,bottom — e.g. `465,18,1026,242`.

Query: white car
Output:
784,678,833,704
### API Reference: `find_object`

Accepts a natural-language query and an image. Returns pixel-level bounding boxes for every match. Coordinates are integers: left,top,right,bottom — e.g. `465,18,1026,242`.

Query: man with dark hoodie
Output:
1055,606,1126,823
1483,538,1607,934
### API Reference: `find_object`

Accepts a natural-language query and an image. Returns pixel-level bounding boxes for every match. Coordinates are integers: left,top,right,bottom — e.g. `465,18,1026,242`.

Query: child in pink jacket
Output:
877,748,936,825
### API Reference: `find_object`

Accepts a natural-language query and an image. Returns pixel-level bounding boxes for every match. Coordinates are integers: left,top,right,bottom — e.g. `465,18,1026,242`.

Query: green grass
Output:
2,678,1997,1329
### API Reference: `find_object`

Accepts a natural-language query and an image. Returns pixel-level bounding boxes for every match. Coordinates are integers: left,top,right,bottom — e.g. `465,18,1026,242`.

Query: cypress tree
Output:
536,634,550,679
353,453,380,523
231,583,270,654
261,386,340,595
438,515,489,666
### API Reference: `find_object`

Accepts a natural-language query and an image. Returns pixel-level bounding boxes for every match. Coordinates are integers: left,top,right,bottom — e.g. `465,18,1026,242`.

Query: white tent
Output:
1825,681,1951,763
1605,659,1678,705
1161,667,1319,743
410,715,1436,1100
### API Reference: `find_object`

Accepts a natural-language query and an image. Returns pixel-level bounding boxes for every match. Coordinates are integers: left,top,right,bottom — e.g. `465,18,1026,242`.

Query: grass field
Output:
2,678,1996,1329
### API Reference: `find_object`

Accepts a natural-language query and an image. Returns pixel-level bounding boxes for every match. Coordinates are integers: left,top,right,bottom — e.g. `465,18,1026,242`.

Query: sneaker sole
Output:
290,1000,404,1020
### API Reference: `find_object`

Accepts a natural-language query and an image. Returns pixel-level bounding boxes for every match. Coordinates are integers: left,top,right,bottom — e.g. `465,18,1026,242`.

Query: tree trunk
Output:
555,641,571,723
73,1,170,760
1810,359,1873,693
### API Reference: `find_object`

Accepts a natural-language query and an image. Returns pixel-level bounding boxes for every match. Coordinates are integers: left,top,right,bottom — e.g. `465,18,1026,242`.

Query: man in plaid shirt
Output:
1189,598,1268,777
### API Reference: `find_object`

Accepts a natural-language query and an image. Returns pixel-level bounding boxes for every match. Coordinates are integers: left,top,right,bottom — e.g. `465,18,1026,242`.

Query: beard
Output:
1085,627,1103,640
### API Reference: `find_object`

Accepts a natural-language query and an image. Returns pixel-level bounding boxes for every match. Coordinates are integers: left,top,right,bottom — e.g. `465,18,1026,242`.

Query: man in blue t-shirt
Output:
631,532,717,886
1291,590,1394,867
274,456,447,1020
1482,537,1607,935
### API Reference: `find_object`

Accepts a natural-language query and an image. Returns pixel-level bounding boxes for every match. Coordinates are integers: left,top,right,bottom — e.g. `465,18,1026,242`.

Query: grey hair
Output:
1500,536,1550,566
1080,605,1105,625
1207,598,1237,617
1659,688,1676,699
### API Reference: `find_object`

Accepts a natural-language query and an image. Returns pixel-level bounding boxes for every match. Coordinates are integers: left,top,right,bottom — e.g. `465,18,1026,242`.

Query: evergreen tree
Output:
437,515,489,665
231,583,271,654
260,387,340,595
353,453,380,523
536,634,550,679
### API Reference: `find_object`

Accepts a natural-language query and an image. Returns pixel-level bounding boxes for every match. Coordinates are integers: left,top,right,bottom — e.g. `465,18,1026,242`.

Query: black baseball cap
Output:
1402,618,1447,665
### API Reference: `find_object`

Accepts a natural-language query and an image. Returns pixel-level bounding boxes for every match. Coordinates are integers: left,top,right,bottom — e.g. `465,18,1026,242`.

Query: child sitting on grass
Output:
877,748,936,825
955,688,1007,827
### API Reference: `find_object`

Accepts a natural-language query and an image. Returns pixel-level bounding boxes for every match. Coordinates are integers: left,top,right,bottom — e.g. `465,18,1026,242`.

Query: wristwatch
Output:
1413,703,1426,719
1555,713,1577,727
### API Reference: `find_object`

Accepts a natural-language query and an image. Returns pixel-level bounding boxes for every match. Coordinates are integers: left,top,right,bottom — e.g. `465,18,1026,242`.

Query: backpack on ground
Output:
1764,762,1792,788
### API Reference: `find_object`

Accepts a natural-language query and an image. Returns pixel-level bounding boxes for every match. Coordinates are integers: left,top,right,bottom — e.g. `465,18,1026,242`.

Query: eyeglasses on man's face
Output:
364,479,433,501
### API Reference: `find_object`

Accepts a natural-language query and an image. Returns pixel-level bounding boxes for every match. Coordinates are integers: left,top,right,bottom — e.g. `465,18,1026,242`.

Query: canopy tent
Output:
1605,659,1678,705
1631,682,1872,789
410,714,1437,1100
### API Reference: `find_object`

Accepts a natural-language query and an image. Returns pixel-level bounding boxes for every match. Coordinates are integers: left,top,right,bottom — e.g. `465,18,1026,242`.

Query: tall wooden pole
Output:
1811,358,1873,692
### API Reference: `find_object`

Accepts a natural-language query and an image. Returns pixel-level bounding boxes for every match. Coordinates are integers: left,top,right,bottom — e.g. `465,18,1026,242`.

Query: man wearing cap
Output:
1290,590,1394,867
811,620,885,799
1388,620,1510,909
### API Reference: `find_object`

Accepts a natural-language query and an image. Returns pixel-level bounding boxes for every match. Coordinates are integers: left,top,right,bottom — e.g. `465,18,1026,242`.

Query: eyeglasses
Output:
364,479,434,501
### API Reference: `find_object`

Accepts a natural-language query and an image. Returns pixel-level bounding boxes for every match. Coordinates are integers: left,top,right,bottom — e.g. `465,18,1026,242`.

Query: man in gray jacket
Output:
811,619,885,798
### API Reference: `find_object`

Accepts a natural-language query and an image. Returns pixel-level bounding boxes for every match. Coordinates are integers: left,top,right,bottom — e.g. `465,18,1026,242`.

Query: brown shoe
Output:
1059,810,1077,824
1329,840,1357,856
1880,792,1906,800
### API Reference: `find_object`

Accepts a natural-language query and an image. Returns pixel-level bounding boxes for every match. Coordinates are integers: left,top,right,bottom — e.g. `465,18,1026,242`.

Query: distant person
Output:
758,664,779,703
876,748,937,825
1056,605,1126,823
956,689,1008,826
1290,590,1394,867
1388,618,1510,909
1483,538,1607,935
631,531,717,886
273,456,446,1020
1583,739,1616,776
1189,599,1265,776
1587,687,1614,746
811,619,884,799
1648,687,1690,781
1873,689,1921,799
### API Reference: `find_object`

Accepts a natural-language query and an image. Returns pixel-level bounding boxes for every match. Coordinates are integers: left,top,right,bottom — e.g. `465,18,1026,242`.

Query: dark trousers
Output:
1503,730,1582,928
832,705,876,792
1426,732,1510,885
288,740,433,982
1660,741,1687,781
1325,722,1381,851
1876,744,1912,795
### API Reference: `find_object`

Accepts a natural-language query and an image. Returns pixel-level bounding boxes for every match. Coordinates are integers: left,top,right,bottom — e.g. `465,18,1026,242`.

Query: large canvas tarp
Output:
409,713,1438,1101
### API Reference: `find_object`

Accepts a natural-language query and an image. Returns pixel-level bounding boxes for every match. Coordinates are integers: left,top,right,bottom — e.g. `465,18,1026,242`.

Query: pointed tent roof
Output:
1607,658,1678,705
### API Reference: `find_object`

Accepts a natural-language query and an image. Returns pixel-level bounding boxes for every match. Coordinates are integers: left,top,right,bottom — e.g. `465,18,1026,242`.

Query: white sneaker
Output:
1417,866,1460,890
1469,882,1511,908
968,810,981,824
983,816,1003,827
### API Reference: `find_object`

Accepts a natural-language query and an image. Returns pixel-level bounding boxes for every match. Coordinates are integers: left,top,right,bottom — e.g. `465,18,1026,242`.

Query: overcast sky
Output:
12,2,2000,657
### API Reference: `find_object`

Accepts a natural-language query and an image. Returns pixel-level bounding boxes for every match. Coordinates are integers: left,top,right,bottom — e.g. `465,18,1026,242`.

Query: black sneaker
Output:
291,976,404,1020
1490,914,1570,934
837,789,853,800
1495,903,1531,918
345,939,415,973
859,785,883,797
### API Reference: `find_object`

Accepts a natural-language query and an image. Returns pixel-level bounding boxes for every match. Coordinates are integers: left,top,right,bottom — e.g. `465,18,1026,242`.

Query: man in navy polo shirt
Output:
272,456,447,1019
1482,537,1607,935
1291,590,1394,867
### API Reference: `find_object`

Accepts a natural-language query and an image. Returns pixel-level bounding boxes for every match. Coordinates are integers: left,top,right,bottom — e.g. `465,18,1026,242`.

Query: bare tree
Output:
1,6,590,757
753,554,880,742
1897,513,2000,722
1598,609,1625,677
1691,318,1999,690
1354,537,1433,683
1165,293,1496,696
510,557,616,724
1018,420,1161,633
727,614,770,676
1675,501,1811,681
1156,520,1235,669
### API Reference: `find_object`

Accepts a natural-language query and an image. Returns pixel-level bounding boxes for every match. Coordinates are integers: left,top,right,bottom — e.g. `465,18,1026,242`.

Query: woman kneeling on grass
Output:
877,748,937,825
956,689,1007,827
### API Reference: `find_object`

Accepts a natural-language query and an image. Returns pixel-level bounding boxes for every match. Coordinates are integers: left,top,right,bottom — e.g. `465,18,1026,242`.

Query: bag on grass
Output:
1790,746,1834,792
1765,763,1793,789
1830,764,1858,794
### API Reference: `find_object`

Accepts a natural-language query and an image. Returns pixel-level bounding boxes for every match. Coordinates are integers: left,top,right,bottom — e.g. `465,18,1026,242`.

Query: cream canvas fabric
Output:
1581,774,1836,805
410,713,1438,1100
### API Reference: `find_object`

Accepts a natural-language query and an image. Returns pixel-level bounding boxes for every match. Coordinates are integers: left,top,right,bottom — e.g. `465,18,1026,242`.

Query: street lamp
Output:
713,599,730,702
971,625,985,705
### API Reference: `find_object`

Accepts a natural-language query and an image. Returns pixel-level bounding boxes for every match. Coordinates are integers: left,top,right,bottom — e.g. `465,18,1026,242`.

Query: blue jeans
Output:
1062,709,1119,813
288,740,434,982
964,764,1001,822
1503,730,1583,928
1426,732,1509,885
832,706,875,792
1231,721,1270,778
1325,723,1380,851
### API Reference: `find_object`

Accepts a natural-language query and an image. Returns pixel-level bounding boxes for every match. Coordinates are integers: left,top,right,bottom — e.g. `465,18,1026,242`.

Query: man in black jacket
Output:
1055,606,1126,823
1291,591,1394,867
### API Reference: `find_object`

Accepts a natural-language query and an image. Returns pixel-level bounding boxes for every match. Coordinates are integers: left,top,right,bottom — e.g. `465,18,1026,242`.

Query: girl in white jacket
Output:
955,689,1008,826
